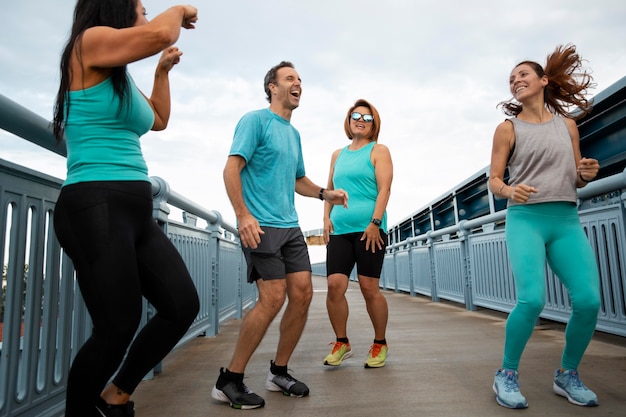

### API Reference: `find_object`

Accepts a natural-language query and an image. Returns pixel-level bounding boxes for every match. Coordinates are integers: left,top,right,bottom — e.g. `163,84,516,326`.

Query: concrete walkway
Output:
131,276,626,417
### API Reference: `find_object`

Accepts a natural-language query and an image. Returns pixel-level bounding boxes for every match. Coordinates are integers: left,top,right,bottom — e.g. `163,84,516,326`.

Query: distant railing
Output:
0,93,254,417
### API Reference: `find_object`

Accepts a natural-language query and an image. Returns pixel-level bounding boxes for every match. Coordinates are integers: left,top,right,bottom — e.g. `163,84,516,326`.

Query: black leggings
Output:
54,181,199,417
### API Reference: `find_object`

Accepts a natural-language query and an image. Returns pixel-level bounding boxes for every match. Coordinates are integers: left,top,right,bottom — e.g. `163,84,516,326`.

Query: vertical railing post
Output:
426,231,439,302
206,213,221,335
457,220,476,311
407,241,416,297
151,176,171,227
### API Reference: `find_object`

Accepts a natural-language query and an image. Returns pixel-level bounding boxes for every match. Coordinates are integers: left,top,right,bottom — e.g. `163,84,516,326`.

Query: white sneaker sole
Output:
211,386,264,410
553,383,598,406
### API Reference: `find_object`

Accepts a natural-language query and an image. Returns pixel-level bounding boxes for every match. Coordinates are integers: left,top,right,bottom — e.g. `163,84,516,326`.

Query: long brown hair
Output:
498,44,595,120
52,0,138,142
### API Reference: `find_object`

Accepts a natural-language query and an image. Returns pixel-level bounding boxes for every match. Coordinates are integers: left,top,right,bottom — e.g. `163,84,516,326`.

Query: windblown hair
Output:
498,44,595,120
53,0,138,142
263,61,295,103
344,98,381,142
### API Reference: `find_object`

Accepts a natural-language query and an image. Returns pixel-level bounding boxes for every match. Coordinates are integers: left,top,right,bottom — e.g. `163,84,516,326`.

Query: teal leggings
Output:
502,202,600,371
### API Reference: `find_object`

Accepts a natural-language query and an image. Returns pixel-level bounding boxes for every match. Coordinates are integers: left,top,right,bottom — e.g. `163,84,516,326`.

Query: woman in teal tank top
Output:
52,2,200,416
488,44,600,410
322,99,393,369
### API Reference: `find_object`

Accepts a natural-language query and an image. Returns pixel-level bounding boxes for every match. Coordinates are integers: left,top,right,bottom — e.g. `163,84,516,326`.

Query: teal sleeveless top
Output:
330,141,387,234
63,75,154,186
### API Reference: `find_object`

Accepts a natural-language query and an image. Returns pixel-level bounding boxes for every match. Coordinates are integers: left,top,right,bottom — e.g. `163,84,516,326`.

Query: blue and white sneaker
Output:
493,369,528,409
553,369,598,406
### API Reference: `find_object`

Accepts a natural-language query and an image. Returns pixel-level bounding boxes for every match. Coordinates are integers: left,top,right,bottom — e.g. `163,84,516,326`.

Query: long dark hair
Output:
53,0,138,142
498,44,595,120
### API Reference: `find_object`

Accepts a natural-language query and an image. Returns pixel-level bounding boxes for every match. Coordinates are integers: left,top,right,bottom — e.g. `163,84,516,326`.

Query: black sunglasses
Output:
350,112,373,123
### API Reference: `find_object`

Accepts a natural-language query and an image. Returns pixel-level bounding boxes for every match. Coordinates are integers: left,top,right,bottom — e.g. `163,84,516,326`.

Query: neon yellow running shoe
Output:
364,343,388,368
323,341,352,366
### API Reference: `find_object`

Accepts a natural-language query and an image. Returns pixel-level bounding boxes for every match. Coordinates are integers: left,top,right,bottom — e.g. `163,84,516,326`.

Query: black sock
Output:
221,368,243,381
337,337,349,344
271,360,288,375
374,339,386,345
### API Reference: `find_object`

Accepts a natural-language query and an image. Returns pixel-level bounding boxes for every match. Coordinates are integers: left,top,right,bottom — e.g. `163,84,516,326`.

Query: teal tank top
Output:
63,75,155,186
330,141,387,234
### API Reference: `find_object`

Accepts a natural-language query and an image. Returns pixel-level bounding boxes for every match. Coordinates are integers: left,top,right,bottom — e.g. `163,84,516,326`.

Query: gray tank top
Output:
507,115,577,207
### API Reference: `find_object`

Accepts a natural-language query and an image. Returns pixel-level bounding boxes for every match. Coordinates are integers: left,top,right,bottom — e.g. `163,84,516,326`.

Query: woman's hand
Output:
181,5,198,29
578,157,600,181
323,218,333,245
157,47,183,73
361,224,384,253
509,183,537,203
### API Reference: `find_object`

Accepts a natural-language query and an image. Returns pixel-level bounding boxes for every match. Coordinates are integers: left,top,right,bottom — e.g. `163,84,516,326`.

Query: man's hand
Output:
237,213,264,249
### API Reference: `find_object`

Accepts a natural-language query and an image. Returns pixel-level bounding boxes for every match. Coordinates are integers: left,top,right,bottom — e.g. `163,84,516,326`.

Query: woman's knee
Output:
359,277,381,300
573,293,600,316
517,297,545,317
327,275,348,300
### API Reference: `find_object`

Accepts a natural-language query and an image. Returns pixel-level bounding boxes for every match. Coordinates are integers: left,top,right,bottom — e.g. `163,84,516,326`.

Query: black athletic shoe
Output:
211,368,265,409
265,367,309,397
95,400,135,417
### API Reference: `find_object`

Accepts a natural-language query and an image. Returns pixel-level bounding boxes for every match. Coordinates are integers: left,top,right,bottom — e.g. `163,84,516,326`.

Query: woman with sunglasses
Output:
322,99,393,368
52,1,199,416
489,44,600,409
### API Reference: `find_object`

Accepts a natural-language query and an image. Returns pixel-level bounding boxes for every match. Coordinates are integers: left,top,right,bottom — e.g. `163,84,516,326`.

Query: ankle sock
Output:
337,337,349,344
374,339,387,345
270,360,288,375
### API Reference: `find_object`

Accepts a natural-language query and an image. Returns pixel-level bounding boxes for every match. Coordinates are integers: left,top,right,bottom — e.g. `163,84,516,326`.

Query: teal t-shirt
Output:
330,141,387,234
229,108,305,228
63,75,154,186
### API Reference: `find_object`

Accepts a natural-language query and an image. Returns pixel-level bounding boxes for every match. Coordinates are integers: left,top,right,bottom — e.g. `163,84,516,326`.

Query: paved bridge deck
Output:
131,276,626,416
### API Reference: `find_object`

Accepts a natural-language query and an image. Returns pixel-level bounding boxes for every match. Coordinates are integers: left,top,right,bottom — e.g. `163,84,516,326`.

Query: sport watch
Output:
371,218,382,226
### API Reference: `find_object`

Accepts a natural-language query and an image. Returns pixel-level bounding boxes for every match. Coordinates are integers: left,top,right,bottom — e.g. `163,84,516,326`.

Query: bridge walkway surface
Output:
131,275,626,417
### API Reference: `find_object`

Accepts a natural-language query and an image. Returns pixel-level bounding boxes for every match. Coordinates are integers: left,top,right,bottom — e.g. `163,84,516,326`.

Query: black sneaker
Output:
211,368,265,409
265,366,309,397
95,400,135,417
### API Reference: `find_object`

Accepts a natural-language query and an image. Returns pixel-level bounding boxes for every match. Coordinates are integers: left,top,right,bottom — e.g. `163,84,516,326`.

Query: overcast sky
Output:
1,0,625,261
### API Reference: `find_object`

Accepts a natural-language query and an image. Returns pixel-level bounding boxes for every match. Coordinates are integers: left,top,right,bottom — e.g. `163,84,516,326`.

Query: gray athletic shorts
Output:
242,227,311,283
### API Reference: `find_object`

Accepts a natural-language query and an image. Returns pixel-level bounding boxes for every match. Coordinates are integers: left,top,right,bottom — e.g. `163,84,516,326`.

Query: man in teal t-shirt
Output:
211,61,348,410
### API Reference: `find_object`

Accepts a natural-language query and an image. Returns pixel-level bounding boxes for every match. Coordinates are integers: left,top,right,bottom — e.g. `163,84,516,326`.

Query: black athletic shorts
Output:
326,230,387,278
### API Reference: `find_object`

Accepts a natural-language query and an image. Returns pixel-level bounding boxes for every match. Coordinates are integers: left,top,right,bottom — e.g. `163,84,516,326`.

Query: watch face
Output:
372,218,381,226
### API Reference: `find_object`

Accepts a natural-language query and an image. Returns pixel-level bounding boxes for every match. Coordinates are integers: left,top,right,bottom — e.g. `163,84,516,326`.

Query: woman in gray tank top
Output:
488,44,600,410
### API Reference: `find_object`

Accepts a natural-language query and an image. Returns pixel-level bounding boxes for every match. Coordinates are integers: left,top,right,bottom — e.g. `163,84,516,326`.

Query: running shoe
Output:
553,369,598,406
323,341,353,366
492,369,528,409
211,368,265,409
265,364,309,397
364,343,388,368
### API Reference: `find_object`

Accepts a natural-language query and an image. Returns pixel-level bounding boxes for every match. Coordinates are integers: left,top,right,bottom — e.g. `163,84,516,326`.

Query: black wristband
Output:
579,173,591,183
319,188,325,200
